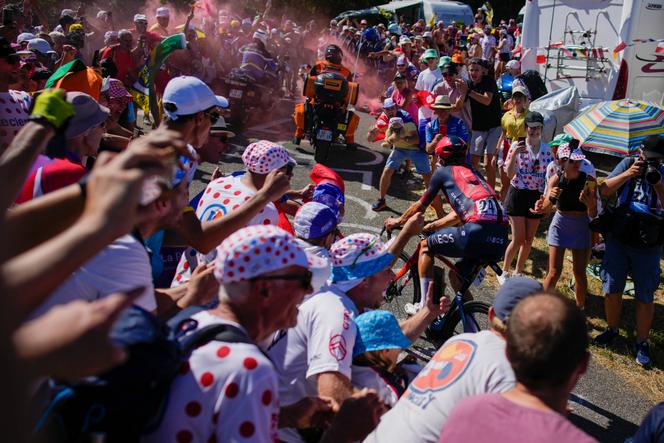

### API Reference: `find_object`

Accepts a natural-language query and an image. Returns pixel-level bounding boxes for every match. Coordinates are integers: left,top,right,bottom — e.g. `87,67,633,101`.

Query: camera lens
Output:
645,164,662,185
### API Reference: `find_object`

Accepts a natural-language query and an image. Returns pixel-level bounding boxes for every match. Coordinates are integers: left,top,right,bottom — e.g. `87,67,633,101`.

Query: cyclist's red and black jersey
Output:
420,164,506,225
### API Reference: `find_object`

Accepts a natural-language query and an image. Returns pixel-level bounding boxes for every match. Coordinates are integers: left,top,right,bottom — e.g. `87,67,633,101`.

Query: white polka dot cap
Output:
241,140,294,175
330,233,394,283
214,225,329,284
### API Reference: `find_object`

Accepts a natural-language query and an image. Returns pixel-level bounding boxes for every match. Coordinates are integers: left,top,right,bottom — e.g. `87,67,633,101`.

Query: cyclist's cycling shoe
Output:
404,302,422,316
429,315,446,332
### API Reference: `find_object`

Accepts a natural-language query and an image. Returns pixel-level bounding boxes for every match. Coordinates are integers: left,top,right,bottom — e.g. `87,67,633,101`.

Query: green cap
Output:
550,133,573,147
438,55,452,68
422,48,439,60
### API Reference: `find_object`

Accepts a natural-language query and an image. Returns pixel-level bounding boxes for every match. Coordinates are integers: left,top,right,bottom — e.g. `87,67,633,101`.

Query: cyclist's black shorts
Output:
426,222,509,280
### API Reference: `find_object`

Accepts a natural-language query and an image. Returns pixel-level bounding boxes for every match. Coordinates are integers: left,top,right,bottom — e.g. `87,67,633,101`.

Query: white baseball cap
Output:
156,7,170,18
27,38,57,55
383,98,396,108
163,76,229,121
133,14,148,22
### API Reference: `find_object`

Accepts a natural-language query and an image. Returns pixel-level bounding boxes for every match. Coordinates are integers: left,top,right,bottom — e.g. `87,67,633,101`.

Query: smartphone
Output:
517,137,526,144
432,276,444,305
583,179,597,195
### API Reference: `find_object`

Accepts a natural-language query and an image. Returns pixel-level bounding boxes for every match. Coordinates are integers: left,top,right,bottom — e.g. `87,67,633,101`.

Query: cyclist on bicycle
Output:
384,135,509,315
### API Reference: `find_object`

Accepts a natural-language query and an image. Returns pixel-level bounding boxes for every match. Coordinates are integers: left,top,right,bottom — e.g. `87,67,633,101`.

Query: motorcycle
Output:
222,67,281,128
302,72,358,165
497,72,514,108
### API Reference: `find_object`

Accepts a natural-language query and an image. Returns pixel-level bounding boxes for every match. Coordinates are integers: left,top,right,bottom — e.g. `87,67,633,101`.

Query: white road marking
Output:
339,223,382,234
333,168,373,190
355,146,385,166
345,195,377,220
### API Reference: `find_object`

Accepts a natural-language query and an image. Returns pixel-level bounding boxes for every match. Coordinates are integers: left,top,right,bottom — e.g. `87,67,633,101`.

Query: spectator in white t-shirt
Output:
365,276,543,443
415,49,442,147
269,214,449,443
0,36,30,155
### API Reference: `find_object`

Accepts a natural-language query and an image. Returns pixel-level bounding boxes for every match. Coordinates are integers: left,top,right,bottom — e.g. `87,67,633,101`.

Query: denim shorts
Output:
600,236,662,303
385,148,432,174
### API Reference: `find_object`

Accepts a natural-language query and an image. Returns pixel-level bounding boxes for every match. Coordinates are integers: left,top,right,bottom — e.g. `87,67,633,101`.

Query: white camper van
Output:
378,0,474,26
521,0,664,108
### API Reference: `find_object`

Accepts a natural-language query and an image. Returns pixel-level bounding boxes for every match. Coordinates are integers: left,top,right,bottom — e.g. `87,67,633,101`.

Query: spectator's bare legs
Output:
515,218,540,274
484,152,496,190
604,293,622,331
503,215,525,275
378,168,396,200
571,248,589,308
636,301,654,343
543,245,565,291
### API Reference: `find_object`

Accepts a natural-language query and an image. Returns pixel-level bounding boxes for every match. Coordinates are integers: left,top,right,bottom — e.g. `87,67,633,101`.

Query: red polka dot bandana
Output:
241,140,292,174
214,225,328,283
330,233,394,282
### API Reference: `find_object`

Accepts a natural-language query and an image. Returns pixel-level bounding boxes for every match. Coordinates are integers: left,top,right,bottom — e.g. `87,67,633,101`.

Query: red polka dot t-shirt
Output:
142,311,279,443
0,90,30,156
172,175,279,287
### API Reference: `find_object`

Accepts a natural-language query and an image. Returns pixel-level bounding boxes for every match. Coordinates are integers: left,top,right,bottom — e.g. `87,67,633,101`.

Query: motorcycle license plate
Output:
317,129,333,141
229,89,243,99
337,123,347,131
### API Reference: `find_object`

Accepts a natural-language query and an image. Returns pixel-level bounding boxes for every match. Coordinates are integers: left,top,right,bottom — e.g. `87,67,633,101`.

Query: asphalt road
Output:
190,97,655,442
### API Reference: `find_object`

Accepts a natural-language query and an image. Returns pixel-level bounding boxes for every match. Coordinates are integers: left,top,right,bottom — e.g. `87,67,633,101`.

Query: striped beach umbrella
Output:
564,99,664,157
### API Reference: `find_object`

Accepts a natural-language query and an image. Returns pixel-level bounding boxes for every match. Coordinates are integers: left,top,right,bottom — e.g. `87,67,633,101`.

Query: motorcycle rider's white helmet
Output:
253,29,268,46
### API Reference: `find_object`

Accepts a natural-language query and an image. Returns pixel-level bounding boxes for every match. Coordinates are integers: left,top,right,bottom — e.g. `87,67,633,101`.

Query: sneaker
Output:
635,342,651,367
496,272,509,286
291,136,301,146
593,328,619,346
404,303,421,316
372,198,386,211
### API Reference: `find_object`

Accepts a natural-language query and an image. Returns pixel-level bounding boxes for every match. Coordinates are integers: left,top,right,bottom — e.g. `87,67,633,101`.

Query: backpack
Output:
33,304,255,443
514,70,548,101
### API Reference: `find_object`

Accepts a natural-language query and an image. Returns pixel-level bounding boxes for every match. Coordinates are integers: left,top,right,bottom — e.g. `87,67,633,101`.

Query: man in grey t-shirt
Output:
364,277,542,443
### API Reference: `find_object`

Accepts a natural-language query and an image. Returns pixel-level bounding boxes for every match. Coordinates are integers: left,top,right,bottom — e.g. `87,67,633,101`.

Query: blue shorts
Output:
600,237,662,303
385,149,432,174
427,222,509,281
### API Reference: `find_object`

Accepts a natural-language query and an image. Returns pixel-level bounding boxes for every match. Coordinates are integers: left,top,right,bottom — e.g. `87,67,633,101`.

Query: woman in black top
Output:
532,146,598,308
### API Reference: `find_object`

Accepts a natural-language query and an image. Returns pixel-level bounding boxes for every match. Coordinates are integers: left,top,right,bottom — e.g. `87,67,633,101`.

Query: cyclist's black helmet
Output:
325,44,343,64
435,135,468,161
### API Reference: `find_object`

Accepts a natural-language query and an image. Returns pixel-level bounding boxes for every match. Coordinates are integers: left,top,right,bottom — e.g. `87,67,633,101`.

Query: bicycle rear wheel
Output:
382,251,421,320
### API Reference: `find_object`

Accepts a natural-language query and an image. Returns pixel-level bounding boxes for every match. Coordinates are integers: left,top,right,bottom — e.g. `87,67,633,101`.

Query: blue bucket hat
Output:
294,202,338,240
353,310,411,357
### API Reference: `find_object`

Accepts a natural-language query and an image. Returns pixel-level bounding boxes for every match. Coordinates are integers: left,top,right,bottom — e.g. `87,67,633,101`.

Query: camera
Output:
643,160,662,185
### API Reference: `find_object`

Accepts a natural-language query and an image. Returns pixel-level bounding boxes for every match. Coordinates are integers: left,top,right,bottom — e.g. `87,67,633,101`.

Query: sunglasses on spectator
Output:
205,110,221,125
250,270,312,289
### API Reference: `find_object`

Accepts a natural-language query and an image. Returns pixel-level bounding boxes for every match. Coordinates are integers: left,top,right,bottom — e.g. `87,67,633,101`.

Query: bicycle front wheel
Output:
382,251,421,320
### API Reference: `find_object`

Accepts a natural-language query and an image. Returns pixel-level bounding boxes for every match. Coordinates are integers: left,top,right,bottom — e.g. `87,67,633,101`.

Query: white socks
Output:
419,277,432,307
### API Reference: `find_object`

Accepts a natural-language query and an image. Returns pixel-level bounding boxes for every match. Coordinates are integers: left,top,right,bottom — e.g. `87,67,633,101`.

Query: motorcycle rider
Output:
293,44,360,149
238,29,279,107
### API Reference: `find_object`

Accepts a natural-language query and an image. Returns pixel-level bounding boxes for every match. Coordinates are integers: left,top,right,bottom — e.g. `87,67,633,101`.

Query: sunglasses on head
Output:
250,270,312,289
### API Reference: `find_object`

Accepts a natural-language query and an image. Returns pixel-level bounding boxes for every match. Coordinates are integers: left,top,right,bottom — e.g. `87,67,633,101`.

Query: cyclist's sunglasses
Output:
250,270,312,289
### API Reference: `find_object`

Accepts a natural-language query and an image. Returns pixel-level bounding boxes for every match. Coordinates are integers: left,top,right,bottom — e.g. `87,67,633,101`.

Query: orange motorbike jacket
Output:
310,60,353,82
